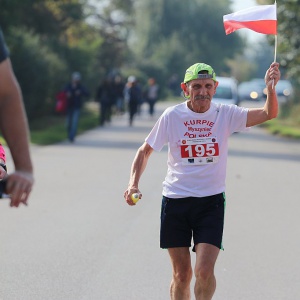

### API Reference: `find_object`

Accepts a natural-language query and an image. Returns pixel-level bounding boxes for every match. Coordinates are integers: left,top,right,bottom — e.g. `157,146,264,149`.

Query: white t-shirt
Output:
145,101,249,198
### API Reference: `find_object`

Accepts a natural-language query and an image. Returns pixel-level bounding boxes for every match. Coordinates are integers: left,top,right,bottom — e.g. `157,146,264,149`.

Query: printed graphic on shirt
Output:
180,137,219,165
183,118,215,138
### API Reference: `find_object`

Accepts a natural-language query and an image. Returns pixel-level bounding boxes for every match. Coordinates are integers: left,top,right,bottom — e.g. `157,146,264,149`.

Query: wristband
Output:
0,163,7,172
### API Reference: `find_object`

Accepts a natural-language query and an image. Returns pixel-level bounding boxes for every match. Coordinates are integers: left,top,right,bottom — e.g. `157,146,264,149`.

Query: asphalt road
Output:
0,100,299,300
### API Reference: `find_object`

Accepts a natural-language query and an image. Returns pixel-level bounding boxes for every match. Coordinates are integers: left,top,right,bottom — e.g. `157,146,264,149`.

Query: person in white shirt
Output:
124,62,280,300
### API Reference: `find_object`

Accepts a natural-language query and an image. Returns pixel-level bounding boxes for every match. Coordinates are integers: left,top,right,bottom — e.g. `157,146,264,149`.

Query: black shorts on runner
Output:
160,193,226,251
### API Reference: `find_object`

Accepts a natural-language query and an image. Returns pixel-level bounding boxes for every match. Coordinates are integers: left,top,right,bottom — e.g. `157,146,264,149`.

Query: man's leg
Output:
194,243,220,300
66,109,73,141
71,108,80,140
168,247,193,300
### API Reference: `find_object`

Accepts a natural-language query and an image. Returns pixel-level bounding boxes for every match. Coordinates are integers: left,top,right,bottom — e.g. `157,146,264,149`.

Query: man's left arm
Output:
246,62,280,127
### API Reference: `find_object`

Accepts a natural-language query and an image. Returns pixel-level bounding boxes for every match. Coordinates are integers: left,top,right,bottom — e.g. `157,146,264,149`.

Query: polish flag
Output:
223,4,277,35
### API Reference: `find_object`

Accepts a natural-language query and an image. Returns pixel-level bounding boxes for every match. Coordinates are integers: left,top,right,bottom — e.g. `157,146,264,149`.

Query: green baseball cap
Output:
183,63,216,83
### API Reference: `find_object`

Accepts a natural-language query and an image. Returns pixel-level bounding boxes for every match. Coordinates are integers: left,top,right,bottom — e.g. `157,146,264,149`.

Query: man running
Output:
124,62,280,299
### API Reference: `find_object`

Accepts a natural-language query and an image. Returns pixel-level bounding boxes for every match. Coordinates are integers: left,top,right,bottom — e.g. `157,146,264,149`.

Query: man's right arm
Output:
124,142,154,206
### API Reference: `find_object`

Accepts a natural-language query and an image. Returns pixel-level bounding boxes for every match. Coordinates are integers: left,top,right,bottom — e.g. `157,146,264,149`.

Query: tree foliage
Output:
6,28,68,118
0,0,107,119
129,0,244,89
0,0,247,120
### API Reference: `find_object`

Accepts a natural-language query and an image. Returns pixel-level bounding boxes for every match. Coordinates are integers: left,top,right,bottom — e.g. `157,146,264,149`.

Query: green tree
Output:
6,28,68,119
88,0,134,76
0,0,106,118
130,0,244,90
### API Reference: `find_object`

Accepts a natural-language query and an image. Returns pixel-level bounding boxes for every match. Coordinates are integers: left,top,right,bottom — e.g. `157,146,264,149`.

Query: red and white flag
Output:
223,4,277,35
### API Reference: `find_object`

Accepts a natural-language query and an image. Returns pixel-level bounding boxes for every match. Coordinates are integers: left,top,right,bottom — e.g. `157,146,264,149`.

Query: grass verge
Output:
261,102,300,139
29,103,99,145
261,119,300,139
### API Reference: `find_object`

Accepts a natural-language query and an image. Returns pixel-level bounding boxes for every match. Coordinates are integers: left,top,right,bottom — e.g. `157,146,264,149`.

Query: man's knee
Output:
173,267,193,286
194,243,219,284
194,264,214,284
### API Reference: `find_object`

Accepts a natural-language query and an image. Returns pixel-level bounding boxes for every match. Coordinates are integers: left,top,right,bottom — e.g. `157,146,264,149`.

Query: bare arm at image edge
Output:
0,58,34,207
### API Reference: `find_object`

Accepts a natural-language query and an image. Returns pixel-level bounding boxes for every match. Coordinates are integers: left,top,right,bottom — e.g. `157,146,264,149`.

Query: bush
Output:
7,27,68,120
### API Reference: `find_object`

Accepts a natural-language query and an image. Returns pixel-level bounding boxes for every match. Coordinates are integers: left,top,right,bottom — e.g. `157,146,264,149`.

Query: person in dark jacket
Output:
96,78,114,126
64,72,89,142
124,76,142,126
112,75,125,114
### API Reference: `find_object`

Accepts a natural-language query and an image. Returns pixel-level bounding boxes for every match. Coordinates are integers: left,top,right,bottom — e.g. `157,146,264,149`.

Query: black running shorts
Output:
160,193,226,251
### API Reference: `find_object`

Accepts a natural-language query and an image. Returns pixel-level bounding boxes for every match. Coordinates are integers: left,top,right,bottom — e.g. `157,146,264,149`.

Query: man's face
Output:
185,78,218,113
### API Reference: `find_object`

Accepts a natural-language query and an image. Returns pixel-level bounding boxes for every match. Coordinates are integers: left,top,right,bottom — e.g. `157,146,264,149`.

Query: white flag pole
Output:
272,0,277,89
274,35,277,63
274,0,277,63
272,34,277,89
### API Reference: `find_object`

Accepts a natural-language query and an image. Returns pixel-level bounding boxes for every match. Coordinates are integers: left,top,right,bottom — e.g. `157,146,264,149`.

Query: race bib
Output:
180,137,219,165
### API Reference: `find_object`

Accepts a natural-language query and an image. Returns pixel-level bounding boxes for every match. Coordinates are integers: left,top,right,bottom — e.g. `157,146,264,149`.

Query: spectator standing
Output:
0,27,34,207
112,75,125,114
96,78,114,126
124,76,142,126
64,72,90,142
168,73,181,96
144,77,159,117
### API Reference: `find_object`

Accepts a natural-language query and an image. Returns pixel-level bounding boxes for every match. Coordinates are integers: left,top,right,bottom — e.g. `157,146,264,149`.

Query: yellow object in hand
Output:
131,193,140,204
